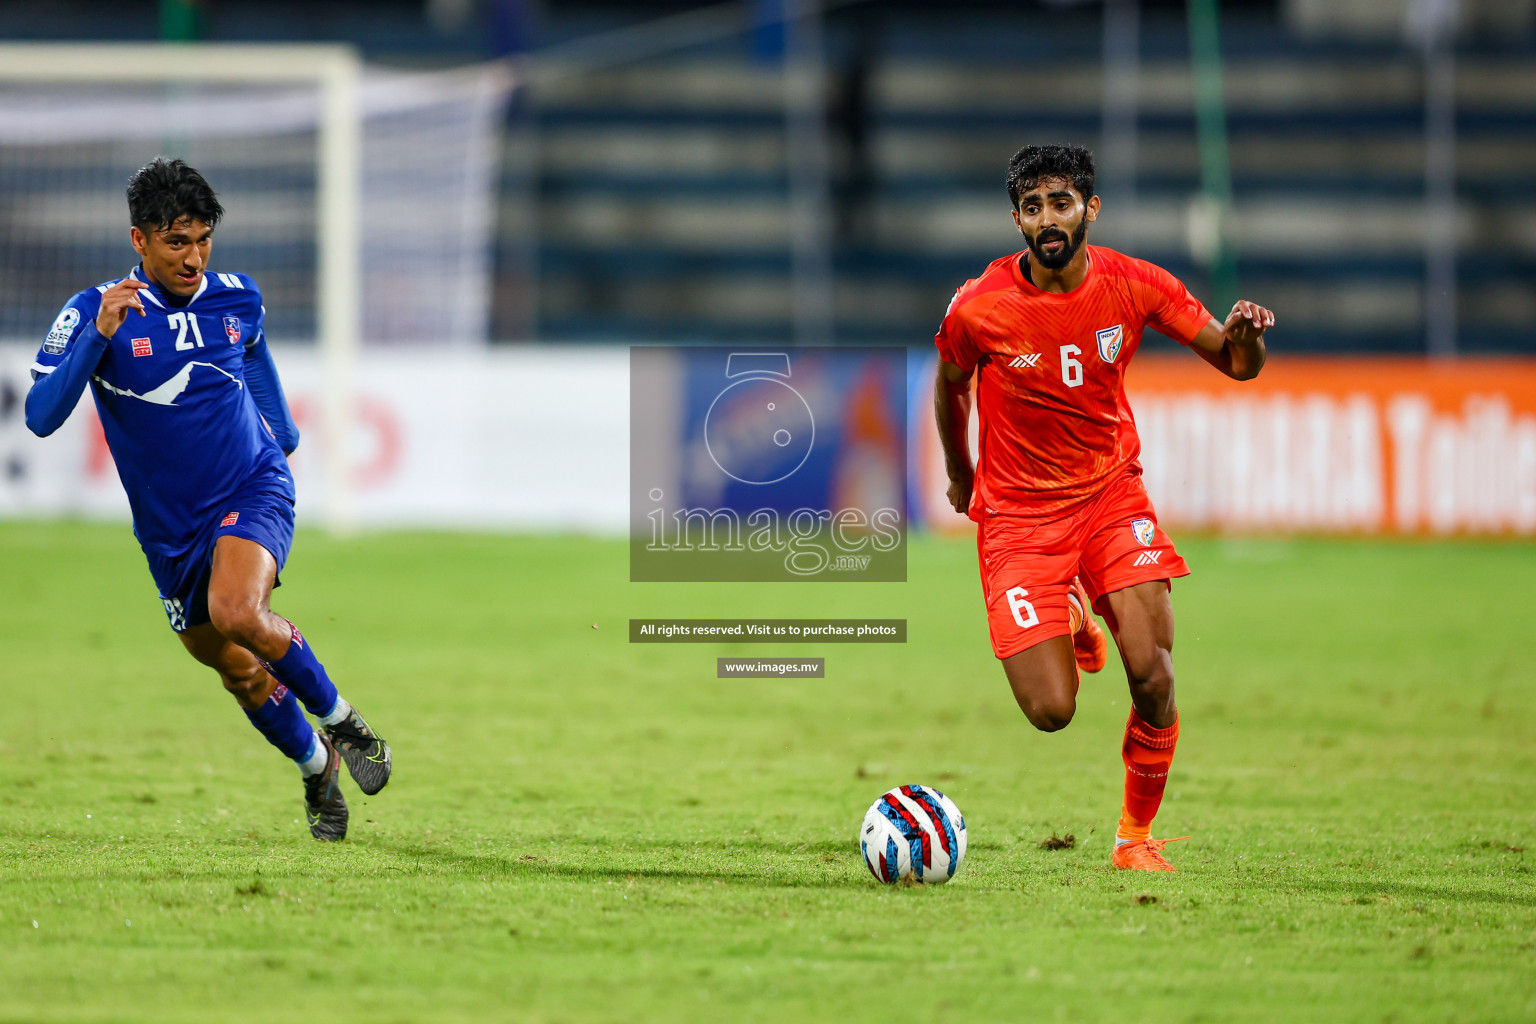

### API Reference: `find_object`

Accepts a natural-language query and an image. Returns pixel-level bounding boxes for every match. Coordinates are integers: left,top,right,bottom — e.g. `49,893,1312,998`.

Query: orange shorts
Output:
976,467,1189,660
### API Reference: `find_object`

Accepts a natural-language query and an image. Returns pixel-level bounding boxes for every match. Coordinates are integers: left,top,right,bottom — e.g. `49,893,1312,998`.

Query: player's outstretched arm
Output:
25,280,147,437
242,334,300,455
1188,300,1273,381
934,359,975,514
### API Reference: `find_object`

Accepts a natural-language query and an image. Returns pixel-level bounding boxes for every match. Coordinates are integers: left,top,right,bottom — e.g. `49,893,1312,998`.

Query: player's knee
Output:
1022,695,1076,733
206,592,264,648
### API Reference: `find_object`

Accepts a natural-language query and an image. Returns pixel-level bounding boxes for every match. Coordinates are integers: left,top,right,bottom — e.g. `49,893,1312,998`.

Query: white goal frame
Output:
0,43,361,534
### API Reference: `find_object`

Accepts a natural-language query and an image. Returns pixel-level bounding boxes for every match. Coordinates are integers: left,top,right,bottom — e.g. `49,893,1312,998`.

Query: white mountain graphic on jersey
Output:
93,361,242,406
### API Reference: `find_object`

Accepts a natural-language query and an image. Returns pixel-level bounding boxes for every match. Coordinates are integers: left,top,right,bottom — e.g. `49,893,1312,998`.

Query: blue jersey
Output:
30,267,295,559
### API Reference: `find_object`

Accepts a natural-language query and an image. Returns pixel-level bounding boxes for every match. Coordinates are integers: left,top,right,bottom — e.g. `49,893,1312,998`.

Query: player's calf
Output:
1101,579,1177,728
220,662,279,710
1125,655,1175,728
180,623,276,710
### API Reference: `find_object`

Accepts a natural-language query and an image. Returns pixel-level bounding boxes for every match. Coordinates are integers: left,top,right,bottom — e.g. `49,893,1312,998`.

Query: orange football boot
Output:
1111,836,1188,872
1068,577,1107,674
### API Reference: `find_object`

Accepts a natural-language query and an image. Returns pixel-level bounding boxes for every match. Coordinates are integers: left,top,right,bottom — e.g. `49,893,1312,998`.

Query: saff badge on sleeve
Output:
1096,324,1124,363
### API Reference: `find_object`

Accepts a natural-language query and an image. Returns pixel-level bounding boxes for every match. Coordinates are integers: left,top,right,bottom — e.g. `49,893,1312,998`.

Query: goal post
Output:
0,43,363,534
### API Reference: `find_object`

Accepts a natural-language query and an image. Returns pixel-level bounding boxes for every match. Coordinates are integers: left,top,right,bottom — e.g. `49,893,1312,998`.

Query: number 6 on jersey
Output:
1060,344,1083,388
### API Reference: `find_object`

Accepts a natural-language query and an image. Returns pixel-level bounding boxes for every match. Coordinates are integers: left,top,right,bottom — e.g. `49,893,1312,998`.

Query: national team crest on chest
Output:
223,316,242,344
1096,324,1124,363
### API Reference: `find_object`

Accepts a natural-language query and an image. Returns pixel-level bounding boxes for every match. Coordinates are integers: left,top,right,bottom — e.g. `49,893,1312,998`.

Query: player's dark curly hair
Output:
126,157,224,232
1006,144,1096,209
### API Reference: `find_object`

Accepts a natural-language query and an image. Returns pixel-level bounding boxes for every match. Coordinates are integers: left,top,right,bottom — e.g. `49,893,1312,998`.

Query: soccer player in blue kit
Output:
25,157,390,841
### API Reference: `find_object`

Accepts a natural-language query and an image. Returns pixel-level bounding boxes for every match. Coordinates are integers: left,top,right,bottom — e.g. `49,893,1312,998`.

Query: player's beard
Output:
1027,217,1088,270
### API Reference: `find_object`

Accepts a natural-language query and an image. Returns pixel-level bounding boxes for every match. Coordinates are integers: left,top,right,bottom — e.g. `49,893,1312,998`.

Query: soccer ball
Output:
859,785,967,884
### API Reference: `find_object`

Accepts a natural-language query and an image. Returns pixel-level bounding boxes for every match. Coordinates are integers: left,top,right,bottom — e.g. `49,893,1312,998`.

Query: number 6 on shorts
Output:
1006,586,1039,629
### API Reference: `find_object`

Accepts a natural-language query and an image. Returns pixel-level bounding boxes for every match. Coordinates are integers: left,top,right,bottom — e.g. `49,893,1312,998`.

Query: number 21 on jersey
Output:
168,311,204,351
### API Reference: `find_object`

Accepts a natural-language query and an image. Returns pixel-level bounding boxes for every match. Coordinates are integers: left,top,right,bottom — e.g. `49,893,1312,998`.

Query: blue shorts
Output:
146,489,296,633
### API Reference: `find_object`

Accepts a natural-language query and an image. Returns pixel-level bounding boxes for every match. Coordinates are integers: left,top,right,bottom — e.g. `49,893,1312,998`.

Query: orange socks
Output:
1117,709,1179,844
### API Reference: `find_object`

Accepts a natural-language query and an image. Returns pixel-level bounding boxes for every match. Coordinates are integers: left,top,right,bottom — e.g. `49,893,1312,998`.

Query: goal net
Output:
0,44,514,528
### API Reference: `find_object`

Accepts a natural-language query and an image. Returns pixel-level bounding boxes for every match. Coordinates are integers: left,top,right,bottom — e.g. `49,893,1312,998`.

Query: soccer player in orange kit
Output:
934,144,1273,871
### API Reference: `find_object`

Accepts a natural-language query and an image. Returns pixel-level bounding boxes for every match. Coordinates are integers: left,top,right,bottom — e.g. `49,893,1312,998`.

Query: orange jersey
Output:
935,245,1213,519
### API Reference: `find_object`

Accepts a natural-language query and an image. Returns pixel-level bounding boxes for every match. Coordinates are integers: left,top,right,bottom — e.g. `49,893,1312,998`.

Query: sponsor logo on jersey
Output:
223,316,242,344
221,511,240,527
43,308,79,355
131,337,152,357
1133,549,1163,567
1096,324,1124,363
1131,517,1155,546
1008,353,1042,369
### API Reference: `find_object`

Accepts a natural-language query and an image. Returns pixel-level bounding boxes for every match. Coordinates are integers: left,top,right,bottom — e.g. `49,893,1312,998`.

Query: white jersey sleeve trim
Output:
31,361,56,376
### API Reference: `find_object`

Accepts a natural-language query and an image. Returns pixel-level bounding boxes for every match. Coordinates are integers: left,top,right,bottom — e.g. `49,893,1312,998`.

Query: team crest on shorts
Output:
223,316,242,344
1096,324,1124,363
1131,517,1155,546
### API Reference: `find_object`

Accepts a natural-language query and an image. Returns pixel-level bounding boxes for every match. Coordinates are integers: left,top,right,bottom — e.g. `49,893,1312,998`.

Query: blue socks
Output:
265,620,340,720
244,684,317,764
241,620,348,775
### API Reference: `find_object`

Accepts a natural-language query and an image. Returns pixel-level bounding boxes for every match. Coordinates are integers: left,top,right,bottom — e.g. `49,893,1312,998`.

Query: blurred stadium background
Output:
0,0,1533,537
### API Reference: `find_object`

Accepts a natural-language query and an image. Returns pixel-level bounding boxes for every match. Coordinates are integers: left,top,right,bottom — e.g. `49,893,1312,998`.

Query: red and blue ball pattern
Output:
859,785,967,884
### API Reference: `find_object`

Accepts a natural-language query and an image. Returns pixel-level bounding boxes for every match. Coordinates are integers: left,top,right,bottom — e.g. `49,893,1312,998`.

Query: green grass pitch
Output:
2,522,1534,1022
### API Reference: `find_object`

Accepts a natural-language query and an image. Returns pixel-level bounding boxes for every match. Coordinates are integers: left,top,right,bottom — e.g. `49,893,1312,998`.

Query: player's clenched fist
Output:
947,465,974,514
1224,299,1275,346
95,279,150,338
947,474,973,514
